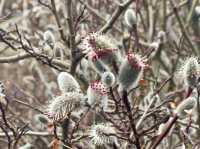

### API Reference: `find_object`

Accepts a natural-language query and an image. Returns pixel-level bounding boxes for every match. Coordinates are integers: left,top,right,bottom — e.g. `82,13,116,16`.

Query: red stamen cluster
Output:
90,81,109,95
87,35,97,50
82,33,98,52
89,48,117,62
127,53,146,70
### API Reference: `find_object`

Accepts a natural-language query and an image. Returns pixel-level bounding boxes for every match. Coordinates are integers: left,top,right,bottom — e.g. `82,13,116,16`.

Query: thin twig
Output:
99,0,134,34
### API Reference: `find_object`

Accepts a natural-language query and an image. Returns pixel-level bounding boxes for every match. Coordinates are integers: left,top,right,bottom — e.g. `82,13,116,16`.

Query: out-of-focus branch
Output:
0,102,29,149
65,0,77,75
0,131,62,137
50,0,66,42
0,26,70,71
38,0,51,10
0,52,69,70
76,0,122,34
169,0,199,55
122,90,141,149
166,0,188,18
0,0,5,16
99,0,134,34
0,52,31,63
185,0,198,27
151,115,178,149
12,99,43,114
38,0,66,42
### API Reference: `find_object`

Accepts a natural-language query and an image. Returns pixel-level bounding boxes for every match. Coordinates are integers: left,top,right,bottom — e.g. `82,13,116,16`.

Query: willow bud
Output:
46,92,83,122
118,53,146,90
174,97,196,117
178,57,199,88
82,33,120,72
57,72,80,93
19,143,33,149
195,6,200,16
87,51,109,74
124,9,137,29
87,81,109,111
89,123,116,146
34,114,49,125
101,71,115,87
0,82,6,105
43,30,55,49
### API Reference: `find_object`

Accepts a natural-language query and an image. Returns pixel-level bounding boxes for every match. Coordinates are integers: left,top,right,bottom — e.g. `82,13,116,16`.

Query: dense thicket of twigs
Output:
0,0,200,149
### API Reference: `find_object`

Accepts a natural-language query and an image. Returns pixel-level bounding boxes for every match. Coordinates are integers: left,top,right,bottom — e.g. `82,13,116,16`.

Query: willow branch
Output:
169,0,199,55
99,0,134,34
0,131,62,137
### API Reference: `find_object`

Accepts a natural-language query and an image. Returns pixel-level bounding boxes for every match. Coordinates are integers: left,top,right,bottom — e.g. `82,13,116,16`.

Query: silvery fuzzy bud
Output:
156,117,175,138
0,82,6,105
46,92,83,122
195,6,200,16
19,143,33,149
174,97,196,117
181,143,186,149
57,72,80,93
101,71,115,87
34,114,49,130
87,81,109,111
89,123,116,146
157,30,166,43
124,9,137,29
0,82,5,94
53,42,65,60
149,41,160,49
82,33,118,54
82,33,121,71
34,114,49,125
157,30,165,39
178,57,199,88
87,51,110,74
43,30,55,49
157,124,166,135
118,53,146,90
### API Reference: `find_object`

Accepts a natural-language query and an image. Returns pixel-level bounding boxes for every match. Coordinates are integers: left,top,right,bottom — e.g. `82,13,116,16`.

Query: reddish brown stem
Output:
122,90,141,149
151,115,178,149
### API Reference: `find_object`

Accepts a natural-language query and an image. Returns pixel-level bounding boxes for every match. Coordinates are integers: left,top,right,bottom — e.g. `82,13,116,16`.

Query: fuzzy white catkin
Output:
181,143,186,149
89,123,116,146
82,33,118,54
34,114,49,124
43,30,55,48
157,31,166,39
118,60,137,90
34,114,49,130
88,56,109,74
182,57,199,88
0,82,4,94
87,90,108,111
157,124,166,135
174,97,196,117
47,92,83,122
82,33,121,74
101,71,115,87
195,6,200,16
118,55,143,90
0,82,6,105
87,86,99,106
124,9,137,29
93,34,121,68
157,30,166,43
19,143,33,149
57,72,80,93
87,81,108,111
